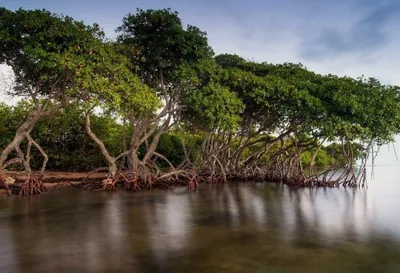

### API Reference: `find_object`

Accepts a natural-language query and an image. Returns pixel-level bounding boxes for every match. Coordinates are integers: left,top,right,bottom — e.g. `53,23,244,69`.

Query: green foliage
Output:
0,103,23,148
116,8,215,119
63,41,160,117
0,8,159,119
0,102,125,171
300,149,334,168
155,134,184,166
1,7,399,176
182,83,244,131
215,54,400,146
0,8,102,99
116,8,213,88
0,102,204,171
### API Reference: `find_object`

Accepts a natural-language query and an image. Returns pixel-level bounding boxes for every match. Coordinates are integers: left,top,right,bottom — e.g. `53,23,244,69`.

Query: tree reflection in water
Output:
1,176,400,272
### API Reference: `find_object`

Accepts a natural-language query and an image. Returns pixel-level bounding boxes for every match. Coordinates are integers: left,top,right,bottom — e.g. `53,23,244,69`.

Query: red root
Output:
205,174,224,184
122,171,141,192
102,176,118,191
17,175,48,196
144,170,155,189
188,175,199,191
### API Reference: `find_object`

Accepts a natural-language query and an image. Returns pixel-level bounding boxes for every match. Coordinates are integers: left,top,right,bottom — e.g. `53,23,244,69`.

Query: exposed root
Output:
144,170,155,189
102,176,118,191
76,167,120,191
72,154,368,195
16,174,48,196
121,171,141,192
204,174,226,184
188,174,199,191
77,171,136,191
212,155,227,183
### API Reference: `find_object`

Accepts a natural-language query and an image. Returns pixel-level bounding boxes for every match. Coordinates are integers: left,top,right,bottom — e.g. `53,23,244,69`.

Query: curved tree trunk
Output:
85,113,117,176
0,111,42,167
309,138,327,176
25,134,49,175
120,118,127,169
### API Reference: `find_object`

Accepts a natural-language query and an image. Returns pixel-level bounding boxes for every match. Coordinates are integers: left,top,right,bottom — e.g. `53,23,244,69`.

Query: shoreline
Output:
3,170,107,182
0,169,364,196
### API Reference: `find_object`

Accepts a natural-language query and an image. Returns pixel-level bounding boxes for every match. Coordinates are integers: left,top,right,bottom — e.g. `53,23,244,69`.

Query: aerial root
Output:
101,175,119,191
203,174,225,184
17,174,48,196
73,163,367,193
121,171,141,192
188,174,199,191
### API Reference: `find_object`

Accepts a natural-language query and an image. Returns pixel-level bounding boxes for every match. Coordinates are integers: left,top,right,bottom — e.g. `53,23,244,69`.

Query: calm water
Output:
1,148,400,272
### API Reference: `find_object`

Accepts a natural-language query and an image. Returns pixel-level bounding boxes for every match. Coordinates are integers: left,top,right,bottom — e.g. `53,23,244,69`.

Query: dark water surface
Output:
1,166,400,272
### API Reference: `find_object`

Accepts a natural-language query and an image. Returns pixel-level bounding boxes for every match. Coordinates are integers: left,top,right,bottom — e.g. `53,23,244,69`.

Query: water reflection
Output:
1,172,400,272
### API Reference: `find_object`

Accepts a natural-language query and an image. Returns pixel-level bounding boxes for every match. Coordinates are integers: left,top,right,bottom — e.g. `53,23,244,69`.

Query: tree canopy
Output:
1,7,400,195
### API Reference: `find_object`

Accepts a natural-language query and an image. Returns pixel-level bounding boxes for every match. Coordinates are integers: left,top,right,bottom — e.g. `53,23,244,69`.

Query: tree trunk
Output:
25,134,49,175
130,151,139,171
309,138,326,176
0,111,42,167
128,134,140,171
120,118,127,169
85,114,117,176
142,131,162,163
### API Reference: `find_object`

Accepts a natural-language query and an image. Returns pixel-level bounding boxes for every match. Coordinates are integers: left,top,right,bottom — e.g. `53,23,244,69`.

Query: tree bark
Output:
0,110,42,167
25,134,49,175
120,117,127,169
85,114,117,176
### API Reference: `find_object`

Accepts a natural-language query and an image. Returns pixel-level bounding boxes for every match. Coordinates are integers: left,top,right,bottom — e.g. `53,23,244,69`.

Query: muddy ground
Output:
4,171,107,182
1,171,108,195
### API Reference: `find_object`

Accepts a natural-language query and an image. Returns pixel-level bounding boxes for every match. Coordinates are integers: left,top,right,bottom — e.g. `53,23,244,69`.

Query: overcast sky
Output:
1,0,400,97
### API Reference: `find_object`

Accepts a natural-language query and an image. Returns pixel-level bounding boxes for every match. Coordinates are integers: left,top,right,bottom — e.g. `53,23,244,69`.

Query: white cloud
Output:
2,0,400,101
189,1,400,86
